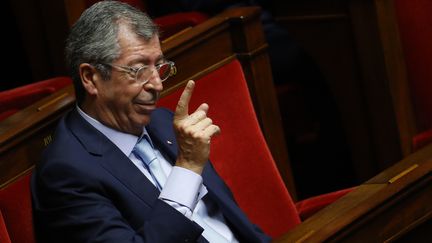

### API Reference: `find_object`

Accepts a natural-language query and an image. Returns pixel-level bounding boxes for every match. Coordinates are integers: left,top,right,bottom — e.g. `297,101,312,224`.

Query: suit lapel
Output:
146,109,178,165
67,109,160,206
97,146,160,205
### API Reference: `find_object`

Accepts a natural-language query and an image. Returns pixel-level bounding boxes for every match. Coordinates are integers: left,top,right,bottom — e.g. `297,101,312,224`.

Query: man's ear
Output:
79,63,100,96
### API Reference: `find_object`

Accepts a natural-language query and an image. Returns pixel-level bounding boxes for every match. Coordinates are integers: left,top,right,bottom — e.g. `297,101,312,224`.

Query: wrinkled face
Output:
87,25,164,136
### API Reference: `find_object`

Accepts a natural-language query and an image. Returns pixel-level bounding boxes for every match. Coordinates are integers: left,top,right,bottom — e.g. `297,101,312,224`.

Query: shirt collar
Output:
76,106,150,157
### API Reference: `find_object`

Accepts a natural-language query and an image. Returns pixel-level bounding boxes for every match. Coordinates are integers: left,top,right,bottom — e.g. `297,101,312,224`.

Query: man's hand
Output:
173,80,221,174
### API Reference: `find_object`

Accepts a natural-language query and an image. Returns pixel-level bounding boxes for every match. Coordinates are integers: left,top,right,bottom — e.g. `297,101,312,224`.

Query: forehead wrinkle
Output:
117,31,162,64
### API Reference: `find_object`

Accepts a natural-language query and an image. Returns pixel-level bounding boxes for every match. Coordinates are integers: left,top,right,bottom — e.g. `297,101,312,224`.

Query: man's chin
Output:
128,116,151,135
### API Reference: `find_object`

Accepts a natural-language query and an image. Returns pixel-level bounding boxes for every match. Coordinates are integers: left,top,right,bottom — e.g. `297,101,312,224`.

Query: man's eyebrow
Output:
131,55,165,64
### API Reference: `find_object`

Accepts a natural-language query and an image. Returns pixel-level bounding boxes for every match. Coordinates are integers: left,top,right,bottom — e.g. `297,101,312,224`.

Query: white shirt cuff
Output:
159,166,205,210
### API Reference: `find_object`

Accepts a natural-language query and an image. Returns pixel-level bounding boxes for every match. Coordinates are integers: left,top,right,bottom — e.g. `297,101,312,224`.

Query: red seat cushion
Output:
412,128,432,151
0,172,35,243
0,210,11,243
0,77,72,121
0,109,19,122
158,59,300,237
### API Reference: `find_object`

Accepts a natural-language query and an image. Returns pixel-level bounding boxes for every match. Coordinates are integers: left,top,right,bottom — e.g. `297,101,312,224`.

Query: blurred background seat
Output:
0,77,72,121
0,172,34,243
0,209,11,243
394,0,432,152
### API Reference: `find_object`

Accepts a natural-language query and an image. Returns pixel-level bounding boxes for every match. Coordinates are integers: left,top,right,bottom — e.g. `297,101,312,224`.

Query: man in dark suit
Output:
31,1,270,242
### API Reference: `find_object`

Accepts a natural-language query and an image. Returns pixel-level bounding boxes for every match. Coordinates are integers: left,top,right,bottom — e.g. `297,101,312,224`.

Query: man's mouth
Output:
134,102,157,113
134,93,159,113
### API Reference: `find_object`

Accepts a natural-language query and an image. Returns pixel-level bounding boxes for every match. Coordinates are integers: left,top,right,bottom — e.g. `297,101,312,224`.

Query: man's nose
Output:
143,70,163,91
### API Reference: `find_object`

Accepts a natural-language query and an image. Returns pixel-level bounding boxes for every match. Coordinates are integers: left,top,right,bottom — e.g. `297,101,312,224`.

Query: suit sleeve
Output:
32,160,204,243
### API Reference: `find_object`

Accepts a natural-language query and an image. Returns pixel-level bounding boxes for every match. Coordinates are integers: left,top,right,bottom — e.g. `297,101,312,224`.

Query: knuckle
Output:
198,110,206,117
176,103,184,111
199,134,210,143
175,122,187,132
212,125,220,133
192,131,203,139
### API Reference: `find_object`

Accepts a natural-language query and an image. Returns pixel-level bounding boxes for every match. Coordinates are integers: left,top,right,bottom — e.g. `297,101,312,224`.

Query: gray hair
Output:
65,0,159,104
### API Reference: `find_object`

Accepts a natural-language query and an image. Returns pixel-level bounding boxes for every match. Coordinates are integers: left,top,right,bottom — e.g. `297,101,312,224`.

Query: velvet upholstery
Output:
0,77,72,121
395,0,432,150
0,210,11,243
412,128,432,152
0,172,35,243
158,60,301,237
295,187,355,220
154,12,209,39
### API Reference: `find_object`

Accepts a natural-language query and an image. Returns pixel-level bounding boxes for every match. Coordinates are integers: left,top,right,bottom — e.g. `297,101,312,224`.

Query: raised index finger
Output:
174,80,195,119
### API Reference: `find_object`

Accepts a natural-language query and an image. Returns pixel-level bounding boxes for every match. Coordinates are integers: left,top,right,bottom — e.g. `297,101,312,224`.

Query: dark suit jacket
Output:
31,108,270,243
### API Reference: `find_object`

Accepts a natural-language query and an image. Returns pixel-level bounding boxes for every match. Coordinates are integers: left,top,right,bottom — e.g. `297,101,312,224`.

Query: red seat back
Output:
395,0,432,150
0,172,35,243
154,12,208,39
0,210,11,243
158,60,301,237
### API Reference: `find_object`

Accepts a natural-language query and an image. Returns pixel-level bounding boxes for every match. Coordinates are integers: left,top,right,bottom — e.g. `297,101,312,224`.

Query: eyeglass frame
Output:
99,61,176,85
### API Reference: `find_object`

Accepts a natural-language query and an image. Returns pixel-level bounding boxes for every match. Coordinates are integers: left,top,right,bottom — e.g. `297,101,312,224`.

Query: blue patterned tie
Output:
133,135,167,190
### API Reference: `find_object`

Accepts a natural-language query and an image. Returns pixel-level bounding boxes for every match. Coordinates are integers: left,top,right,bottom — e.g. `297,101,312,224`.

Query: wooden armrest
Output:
275,144,432,242
0,85,75,187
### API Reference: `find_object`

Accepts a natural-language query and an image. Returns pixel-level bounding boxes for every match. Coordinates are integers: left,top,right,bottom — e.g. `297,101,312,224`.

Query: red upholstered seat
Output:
0,172,35,243
0,210,11,243
158,60,352,237
395,0,432,151
0,77,72,121
158,59,300,236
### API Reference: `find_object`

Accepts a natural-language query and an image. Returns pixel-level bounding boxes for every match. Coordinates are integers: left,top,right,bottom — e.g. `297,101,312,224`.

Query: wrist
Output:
175,158,204,175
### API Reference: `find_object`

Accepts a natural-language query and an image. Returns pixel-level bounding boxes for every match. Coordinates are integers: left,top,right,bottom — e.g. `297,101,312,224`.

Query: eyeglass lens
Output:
136,63,172,83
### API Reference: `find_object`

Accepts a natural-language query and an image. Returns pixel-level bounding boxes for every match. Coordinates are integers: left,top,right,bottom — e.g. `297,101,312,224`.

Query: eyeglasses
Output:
101,61,176,85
